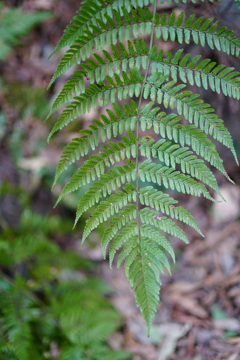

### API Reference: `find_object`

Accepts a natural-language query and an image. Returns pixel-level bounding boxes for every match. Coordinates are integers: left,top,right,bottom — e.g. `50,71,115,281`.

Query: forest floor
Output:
1,0,240,359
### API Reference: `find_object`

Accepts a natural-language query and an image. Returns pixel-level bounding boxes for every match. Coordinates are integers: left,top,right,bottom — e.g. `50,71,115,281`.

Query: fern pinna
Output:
47,0,240,332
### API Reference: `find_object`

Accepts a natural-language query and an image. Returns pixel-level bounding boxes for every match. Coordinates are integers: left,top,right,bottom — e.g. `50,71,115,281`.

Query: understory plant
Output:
0,2,50,60
47,0,240,332
0,193,130,360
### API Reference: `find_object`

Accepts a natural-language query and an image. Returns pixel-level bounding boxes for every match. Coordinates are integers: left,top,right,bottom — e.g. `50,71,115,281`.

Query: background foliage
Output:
0,189,130,359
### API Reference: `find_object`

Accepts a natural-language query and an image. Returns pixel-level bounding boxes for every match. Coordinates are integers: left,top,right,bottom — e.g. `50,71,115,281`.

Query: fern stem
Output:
134,4,158,330
135,0,157,241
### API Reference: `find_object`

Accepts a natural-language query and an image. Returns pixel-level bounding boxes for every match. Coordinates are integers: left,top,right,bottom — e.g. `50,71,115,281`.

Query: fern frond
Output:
139,186,203,235
99,205,137,247
145,73,237,170
122,236,162,333
47,0,239,333
48,70,143,141
47,39,149,118
154,12,240,57
53,101,138,187
115,228,182,333
51,0,202,58
53,99,236,189
150,47,240,99
139,160,215,201
1,292,33,360
73,161,137,224
52,102,139,188
0,5,51,60
47,70,87,119
108,221,138,265
139,137,221,195
84,182,204,267
48,9,240,88
139,102,237,165
57,128,222,209
49,70,236,172
48,37,240,120
83,184,137,241
139,207,189,243
140,225,175,261
83,169,205,242
60,346,129,360
48,6,153,87
55,134,139,206
48,0,112,58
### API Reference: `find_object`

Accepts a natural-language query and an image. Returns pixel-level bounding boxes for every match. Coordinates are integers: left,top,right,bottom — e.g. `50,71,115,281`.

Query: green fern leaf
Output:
48,8,239,87
139,207,189,243
139,160,215,201
1,291,33,360
47,40,149,118
139,186,203,235
51,0,199,58
48,70,143,141
48,37,240,120
145,74,238,168
122,236,162,334
47,0,239,332
52,102,140,188
140,225,175,261
55,134,139,206
149,48,240,99
83,185,137,241
74,161,137,224
139,103,235,169
108,221,138,265
53,99,237,190
100,205,137,248
48,7,153,87
139,137,221,195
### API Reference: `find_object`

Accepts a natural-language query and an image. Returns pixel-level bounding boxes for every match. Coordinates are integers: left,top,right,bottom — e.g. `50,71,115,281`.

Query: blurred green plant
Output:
234,0,240,9
0,2,51,61
6,84,51,161
0,202,131,360
0,112,6,141
6,83,50,120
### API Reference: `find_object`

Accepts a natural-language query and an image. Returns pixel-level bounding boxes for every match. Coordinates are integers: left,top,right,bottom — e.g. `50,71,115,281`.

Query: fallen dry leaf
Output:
149,323,191,360
172,309,211,328
228,287,240,298
227,354,239,360
213,185,240,224
168,280,203,294
210,339,240,353
170,294,208,318
225,336,240,345
213,318,240,331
